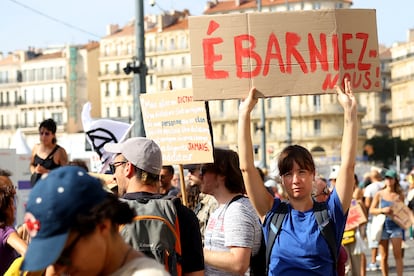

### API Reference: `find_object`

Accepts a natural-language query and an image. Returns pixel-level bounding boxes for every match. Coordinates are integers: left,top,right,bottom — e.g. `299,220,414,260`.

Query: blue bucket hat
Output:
21,166,107,271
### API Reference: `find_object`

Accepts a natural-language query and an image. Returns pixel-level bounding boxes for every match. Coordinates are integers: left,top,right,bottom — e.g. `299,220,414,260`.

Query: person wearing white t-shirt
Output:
363,169,384,271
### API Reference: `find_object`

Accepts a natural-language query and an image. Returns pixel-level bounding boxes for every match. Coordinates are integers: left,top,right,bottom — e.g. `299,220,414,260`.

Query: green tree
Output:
364,136,414,169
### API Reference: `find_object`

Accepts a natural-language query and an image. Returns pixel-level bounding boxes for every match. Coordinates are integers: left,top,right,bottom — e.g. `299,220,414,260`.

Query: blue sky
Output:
0,0,412,54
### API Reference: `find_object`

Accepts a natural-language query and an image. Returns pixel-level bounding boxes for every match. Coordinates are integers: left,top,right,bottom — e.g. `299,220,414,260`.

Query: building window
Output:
116,63,120,74
267,98,272,110
127,81,132,95
335,3,343,8
219,100,224,114
149,75,154,85
268,121,273,135
313,3,321,9
116,44,122,56
104,45,110,56
159,39,164,51
314,119,321,136
105,64,109,74
313,95,321,112
170,38,175,50
58,66,65,79
105,83,110,97
180,36,187,49
51,87,54,102
182,78,187,88
160,80,165,90
170,58,175,68
116,82,121,95
106,107,110,118
220,124,225,136
59,87,63,101
160,59,164,68
51,113,63,125
127,43,132,55
117,106,121,117
181,57,186,66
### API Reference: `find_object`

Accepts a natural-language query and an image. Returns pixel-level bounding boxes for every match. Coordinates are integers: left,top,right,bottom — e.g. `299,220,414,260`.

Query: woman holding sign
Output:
238,79,357,275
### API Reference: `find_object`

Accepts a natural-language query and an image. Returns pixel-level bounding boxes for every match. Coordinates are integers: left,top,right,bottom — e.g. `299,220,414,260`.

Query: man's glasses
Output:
109,161,127,174
55,234,82,266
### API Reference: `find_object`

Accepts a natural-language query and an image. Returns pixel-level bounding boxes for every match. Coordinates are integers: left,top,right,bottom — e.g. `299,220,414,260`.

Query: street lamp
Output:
129,0,147,137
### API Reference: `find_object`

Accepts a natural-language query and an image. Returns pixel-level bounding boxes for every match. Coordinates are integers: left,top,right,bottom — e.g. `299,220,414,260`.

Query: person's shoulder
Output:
115,256,170,276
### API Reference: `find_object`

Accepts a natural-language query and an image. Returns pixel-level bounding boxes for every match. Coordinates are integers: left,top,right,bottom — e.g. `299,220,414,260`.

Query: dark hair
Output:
212,148,245,194
0,168,12,177
39,118,57,144
0,169,16,226
39,118,57,133
68,159,89,172
72,192,135,235
256,167,265,181
162,165,174,176
278,145,315,176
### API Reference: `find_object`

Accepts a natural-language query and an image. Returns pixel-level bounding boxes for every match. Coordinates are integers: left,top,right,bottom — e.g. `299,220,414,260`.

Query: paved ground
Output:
365,238,414,275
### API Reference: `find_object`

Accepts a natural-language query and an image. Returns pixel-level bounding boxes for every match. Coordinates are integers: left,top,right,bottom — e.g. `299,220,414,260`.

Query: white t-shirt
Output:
204,197,262,276
363,181,384,199
110,257,170,276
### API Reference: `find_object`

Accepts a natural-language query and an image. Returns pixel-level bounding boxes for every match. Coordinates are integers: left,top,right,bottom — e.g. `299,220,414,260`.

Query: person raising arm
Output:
237,79,358,274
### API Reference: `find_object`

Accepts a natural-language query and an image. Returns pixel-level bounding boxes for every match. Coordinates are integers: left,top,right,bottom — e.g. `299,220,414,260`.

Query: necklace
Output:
120,247,133,267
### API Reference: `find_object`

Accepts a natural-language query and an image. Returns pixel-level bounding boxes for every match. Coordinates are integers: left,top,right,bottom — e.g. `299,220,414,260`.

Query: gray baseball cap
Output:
104,137,162,175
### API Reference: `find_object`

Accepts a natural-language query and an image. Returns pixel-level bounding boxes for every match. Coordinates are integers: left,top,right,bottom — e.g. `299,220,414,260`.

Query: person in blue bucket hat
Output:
20,166,168,275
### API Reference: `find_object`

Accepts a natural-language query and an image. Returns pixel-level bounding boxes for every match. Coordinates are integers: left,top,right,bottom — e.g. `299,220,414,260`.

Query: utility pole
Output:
285,0,292,146
257,0,267,169
133,0,147,137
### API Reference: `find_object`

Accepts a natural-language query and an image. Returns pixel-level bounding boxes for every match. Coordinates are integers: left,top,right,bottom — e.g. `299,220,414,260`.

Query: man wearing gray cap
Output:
104,137,204,276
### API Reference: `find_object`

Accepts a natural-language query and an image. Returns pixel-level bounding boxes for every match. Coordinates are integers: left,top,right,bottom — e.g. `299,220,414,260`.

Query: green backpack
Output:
120,196,182,276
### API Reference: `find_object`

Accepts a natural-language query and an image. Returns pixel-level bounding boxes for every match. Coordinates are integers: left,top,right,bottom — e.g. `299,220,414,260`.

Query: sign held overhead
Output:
189,9,381,100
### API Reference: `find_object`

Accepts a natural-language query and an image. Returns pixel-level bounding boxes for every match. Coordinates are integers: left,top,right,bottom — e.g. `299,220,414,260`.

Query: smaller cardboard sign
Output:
140,89,214,165
390,201,414,230
189,9,380,100
345,199,368,231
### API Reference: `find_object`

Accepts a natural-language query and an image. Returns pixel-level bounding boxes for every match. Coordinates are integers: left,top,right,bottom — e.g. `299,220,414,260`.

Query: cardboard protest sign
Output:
140,89,214,165
390,201,414,230
345,199,368,231
189,9,380,100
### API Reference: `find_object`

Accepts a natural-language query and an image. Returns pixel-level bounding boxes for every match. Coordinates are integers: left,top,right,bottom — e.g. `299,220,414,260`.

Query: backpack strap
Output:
228,194,245,205
265,200,288,273
313,201,337,272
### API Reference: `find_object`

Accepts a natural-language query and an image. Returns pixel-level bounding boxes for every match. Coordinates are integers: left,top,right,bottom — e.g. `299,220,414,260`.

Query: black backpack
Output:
265,201,338,275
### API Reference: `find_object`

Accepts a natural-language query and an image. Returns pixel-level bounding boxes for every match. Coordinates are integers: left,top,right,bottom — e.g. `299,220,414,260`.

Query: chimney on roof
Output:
0,52,3,60
408,29,414,42
235,0,247,6
106,24,119,35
